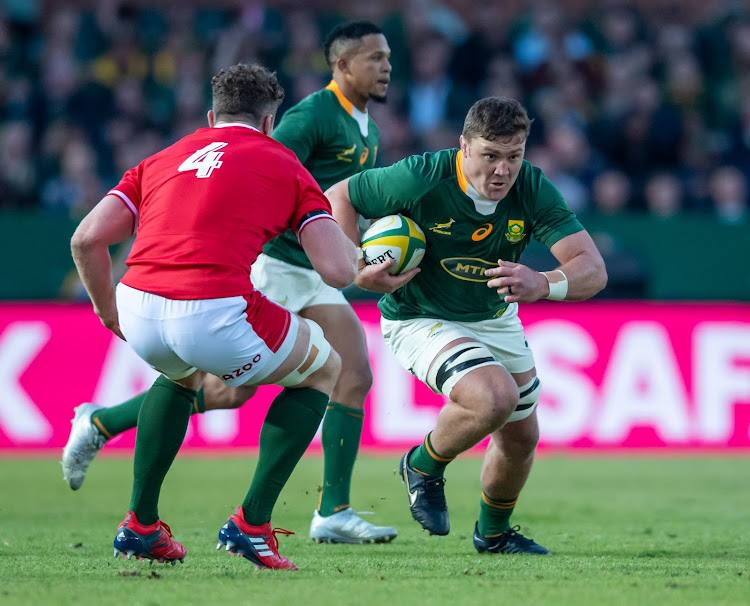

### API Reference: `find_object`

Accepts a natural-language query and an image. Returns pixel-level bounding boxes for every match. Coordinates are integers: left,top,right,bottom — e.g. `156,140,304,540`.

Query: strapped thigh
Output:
506,376,542,423
276,319,331,387
425,342,501,397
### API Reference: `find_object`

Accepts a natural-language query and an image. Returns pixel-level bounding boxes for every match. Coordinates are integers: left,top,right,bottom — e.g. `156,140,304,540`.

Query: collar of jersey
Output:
455,150,502,212
325,80,355,117
214,122,260,132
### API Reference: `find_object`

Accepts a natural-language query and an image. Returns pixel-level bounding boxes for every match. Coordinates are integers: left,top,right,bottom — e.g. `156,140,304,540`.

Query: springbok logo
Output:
505,220,526,243
337,144,356,162
429,218,456,235
427,322,443,338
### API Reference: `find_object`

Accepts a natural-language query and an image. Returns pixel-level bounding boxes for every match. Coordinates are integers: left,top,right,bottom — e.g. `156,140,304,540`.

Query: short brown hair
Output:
211,63,284,125
462,97,532,142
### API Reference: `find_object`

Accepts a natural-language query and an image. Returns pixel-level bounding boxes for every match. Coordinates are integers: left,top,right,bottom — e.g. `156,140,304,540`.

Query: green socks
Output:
318,402,364,516
242,387,328,526
408,432,454,477
478,491,517,536
92,389,205,439
129,376,196,525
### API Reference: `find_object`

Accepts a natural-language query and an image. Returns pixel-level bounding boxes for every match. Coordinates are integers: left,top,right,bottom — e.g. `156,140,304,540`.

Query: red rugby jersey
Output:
112,123,333,299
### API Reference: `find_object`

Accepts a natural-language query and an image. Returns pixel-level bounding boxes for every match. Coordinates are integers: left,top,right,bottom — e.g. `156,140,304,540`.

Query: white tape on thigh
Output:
426,343,499,397
277,319,331,387
163,366,198,381
507,376,542,423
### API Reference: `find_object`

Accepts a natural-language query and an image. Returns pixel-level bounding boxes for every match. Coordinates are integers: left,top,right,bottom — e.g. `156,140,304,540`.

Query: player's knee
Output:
334,359,372,402
308,347,341,394
221,385,257,409
477,390,518,431
277,319,338,393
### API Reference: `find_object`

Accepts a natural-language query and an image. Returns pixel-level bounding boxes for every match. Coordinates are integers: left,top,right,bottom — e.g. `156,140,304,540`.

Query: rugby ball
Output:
360,215,426,275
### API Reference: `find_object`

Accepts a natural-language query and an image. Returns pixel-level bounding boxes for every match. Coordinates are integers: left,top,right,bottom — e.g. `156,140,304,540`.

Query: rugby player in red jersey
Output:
70,63,357,569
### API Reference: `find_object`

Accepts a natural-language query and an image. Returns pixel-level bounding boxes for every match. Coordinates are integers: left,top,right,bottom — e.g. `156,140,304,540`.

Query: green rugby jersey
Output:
263,80,380,268
348,149,584,322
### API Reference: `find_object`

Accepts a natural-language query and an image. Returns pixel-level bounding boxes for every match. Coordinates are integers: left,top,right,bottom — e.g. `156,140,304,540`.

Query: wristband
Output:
541,269,568,300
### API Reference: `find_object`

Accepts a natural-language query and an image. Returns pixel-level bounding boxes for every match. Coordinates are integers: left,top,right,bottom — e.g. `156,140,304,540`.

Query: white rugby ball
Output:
360,215,426,275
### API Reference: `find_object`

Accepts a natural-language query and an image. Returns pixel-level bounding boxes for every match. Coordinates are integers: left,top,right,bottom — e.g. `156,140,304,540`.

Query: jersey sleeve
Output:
108,165,143,233
292,163,334,240
348,153,439,218
272,102,321,165
531,173,585,248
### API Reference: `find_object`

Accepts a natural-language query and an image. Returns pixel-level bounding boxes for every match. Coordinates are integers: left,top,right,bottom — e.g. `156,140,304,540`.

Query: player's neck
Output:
333,75,368,113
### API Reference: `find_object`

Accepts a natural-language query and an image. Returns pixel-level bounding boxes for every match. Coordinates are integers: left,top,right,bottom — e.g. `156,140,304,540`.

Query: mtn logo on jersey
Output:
440,257,496,282
429,218,456,235
337,144,356,162
505,220,526,243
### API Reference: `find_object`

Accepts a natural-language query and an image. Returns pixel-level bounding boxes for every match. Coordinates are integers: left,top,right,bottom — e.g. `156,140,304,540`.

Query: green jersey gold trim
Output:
348,149,584,322
262,81,380,269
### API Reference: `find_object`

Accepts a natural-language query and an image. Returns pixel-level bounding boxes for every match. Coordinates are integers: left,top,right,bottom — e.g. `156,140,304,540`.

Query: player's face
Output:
347,34,392,102
460,134,526,201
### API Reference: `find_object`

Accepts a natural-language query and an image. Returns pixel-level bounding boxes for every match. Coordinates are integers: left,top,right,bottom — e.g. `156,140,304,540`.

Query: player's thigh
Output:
382,317,508,398
300,304,370,376
253,316,338,391
457,304,536,375
167,294,296,387
116,283,196,380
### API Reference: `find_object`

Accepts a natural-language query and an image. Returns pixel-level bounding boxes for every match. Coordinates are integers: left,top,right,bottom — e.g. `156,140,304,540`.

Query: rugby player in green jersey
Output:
327,96,607,554
63,21,409,545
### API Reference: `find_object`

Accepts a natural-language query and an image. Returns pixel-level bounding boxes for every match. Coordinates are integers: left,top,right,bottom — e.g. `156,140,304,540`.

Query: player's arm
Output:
485,230,607,303
327,177,419,293
70,194,134,339
298,214,358,289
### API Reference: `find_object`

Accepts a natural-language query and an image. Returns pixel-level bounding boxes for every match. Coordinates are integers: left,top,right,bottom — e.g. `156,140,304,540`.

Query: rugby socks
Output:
318,402,364,516
129,375,196,525
91,389,205,439
242,387,328,526
408,432,454,477
478,491,517,536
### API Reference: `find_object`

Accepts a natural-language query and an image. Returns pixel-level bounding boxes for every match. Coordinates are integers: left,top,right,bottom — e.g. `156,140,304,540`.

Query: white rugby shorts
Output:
116,283,296,386
381,303,536,388
251,253,348,312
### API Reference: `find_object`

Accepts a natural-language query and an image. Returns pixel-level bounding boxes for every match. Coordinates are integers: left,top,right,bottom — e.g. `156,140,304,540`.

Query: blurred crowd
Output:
1,0,749,225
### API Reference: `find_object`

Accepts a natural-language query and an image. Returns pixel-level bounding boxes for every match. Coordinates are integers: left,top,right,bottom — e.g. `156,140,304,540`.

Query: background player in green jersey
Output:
62,21,412,544
327,96,608,554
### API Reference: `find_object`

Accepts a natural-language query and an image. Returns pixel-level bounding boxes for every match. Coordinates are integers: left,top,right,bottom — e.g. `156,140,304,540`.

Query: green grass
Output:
1,455,748,605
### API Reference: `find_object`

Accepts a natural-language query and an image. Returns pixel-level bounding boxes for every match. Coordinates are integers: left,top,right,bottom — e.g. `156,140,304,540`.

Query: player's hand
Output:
485,260,549,303
95,306,126,341
355,258,420,293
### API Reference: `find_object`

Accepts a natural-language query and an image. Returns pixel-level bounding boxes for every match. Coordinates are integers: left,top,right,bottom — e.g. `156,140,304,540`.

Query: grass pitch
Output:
0,454,748,606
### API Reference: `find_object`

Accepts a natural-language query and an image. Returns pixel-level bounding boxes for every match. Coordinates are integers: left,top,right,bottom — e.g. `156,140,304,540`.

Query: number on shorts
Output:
178,142,227,178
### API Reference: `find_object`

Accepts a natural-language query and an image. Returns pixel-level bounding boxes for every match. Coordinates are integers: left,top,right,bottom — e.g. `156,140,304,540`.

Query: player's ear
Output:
207,110,215,128
459,135,468,155
261,113,275,136
336,57,349,75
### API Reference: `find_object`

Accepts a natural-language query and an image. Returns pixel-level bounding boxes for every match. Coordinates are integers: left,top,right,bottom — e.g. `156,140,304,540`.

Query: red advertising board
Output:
1,301,749,452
